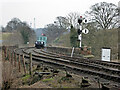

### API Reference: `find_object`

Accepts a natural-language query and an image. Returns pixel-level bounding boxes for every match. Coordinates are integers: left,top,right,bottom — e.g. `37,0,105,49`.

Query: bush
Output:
70,27,79,47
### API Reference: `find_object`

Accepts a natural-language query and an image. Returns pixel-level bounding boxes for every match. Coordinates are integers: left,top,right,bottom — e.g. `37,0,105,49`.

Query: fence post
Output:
18,54,21,72
29,53,32,75
14,53,17,67
9,50,11,62
2,49,5,61
11,51,12,64
4,46,7,58
22,54,26,75
11,52,14,65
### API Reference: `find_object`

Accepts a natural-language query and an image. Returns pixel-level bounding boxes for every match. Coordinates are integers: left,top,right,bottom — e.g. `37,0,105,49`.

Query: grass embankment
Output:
2,32,13,40
1,32,35,46
2,32,24,46
53,29,118,60
0,32,2,40
53,33,71,47
0,32,13,46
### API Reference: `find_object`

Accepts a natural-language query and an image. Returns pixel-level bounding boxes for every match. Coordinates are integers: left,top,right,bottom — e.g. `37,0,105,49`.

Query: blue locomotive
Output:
35,34,47,48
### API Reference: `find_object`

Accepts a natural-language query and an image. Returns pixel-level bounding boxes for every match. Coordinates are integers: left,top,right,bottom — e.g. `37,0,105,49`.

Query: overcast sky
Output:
1,0,119,28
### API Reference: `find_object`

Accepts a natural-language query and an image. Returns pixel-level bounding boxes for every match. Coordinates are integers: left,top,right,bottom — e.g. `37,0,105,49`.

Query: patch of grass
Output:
22,74,30,81
63,86,70,88
83,55,94,58
30,75,42,85
0,33,2,40
61,76,69,81
53,33,71,47
58,76,71,84
2,32,13,40
42,78,53,82
53,37,59,43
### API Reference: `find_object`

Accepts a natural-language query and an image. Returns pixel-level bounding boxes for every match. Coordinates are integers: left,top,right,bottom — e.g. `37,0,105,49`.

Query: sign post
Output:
101,47,111,61
71,47,75,57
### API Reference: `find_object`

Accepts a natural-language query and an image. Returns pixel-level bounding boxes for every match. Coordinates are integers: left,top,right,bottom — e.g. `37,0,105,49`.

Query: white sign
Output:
78,34,82,40
101,48,111,61
82,28,89,34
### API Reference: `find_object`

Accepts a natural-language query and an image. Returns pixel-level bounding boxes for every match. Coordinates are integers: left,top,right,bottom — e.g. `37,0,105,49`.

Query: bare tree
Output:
55,16,70,29
55,12,81,29
44,24,65,43
86,2,119,29
66,12,80,29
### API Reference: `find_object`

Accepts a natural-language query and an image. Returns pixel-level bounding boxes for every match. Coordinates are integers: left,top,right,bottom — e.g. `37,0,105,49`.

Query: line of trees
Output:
2,18,36,44
53,2,119,30
43,2,119,46
1,2,119,46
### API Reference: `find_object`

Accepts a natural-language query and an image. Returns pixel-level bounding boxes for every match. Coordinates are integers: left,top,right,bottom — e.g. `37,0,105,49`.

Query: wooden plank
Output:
9,50,11,62
35,72,51,75
11,52,14,65
22,54,26,74
14,52,17,67
18,54,21,72
29,53,32,75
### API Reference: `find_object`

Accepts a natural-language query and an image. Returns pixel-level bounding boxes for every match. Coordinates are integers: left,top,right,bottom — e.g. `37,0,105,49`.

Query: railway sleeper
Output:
111,76,120,83
101,85,119,90
99,74,120,83
107,70,120,76
111,71,120,75
73,62,119,76
75,63,119,76
70,65,119,83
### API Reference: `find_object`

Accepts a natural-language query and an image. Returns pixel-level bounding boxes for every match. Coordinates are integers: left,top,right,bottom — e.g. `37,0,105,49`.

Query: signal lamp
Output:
78,29,82,35
78,18,82,24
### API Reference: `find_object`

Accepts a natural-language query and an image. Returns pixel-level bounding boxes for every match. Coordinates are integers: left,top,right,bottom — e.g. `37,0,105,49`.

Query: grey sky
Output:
1,0,119,28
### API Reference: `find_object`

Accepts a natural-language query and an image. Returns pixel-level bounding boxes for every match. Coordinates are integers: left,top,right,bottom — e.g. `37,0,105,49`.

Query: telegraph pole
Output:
30,22,32,28
34,18,36,30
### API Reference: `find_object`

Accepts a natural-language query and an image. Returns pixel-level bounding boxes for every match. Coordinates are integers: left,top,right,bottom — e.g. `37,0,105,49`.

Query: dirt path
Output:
19,81,51,88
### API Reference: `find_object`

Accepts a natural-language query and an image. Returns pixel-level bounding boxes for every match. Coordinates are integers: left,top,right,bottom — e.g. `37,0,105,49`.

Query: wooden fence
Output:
2,46,33,75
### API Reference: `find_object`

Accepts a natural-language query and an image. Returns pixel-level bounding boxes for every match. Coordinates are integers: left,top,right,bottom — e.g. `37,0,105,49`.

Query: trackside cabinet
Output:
101,47,111,61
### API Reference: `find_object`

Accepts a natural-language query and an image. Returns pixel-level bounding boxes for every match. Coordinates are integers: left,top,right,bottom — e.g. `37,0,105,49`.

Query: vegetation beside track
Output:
53,28,118,60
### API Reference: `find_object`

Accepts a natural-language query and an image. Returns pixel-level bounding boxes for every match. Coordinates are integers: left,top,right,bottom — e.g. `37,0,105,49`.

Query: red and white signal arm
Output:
82,28,89,34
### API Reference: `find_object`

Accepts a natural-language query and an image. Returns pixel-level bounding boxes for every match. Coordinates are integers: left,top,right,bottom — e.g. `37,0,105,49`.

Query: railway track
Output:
38,49,120,68
14,47,120,84
34,49,120,69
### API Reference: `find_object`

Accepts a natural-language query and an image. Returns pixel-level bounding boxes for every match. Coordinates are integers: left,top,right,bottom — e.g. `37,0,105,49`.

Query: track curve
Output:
14,47,120,84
